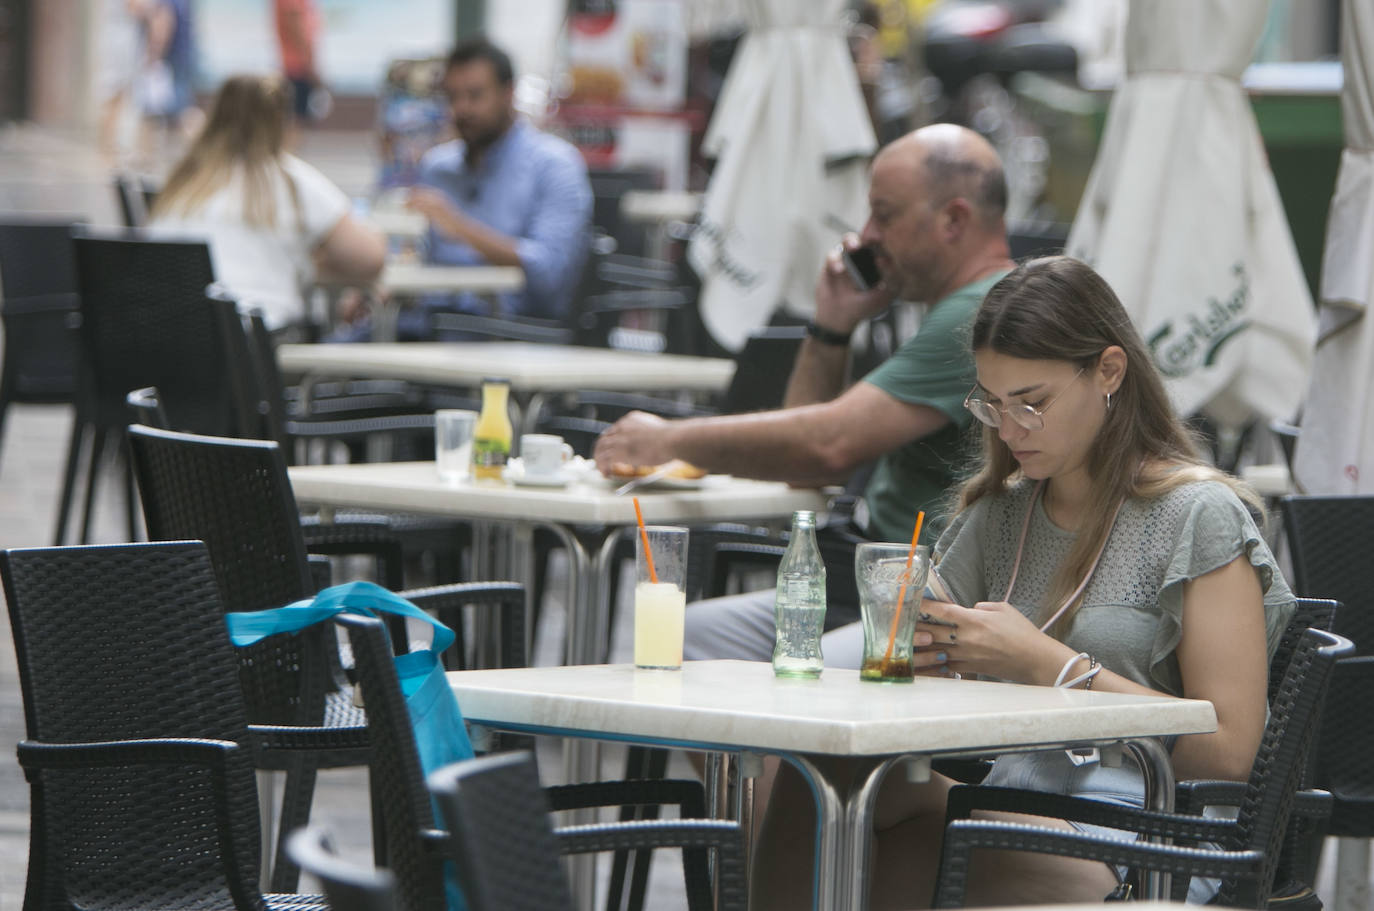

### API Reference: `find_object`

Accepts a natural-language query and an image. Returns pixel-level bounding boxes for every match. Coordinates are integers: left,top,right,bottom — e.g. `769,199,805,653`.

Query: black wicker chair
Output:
126,423,527,892
2,540,327,911
1281,495,1374,902
1282,496,1374,656
63,229,250,544
112,173,158,227
125,380,408,592
430,751,749,911
0,219,83,480
239,309,473,587
286,827,396,911
933,627,1353,908
935,599,1339,907
338,614,737,911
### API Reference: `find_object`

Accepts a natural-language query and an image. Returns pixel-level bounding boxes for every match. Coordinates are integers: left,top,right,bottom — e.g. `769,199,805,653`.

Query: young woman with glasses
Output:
753,256,1296,909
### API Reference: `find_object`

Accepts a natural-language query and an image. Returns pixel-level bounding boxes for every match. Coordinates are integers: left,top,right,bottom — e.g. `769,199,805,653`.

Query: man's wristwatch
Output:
805,320,853,346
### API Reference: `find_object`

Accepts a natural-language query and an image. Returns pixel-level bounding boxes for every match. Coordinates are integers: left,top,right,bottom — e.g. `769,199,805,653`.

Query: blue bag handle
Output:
225,580,456,656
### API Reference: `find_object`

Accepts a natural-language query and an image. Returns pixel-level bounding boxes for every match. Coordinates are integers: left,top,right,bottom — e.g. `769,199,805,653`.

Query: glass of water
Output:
435,409,477,483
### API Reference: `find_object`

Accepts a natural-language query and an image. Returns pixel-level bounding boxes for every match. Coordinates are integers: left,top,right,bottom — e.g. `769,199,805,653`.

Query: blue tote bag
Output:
224,580,476,778
225,581,475,910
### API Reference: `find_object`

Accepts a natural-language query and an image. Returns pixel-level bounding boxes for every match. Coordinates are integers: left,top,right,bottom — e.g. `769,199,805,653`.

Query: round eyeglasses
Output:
963,367,1086,431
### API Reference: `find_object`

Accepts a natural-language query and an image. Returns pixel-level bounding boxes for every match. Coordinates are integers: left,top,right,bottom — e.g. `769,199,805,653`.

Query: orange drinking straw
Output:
881,511,925,669
633,496,659,584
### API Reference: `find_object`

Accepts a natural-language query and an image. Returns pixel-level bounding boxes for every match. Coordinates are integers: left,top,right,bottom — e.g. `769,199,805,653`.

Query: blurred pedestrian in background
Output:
148,75,385,338
134,0,202,164
97,0,146,165
274,0,330,125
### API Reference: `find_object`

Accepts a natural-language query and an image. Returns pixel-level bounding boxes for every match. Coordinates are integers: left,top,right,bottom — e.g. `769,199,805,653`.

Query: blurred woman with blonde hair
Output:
150,74,384,334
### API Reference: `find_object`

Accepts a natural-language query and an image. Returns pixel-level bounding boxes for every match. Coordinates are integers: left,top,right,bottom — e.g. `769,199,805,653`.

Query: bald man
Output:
594,124,1015,655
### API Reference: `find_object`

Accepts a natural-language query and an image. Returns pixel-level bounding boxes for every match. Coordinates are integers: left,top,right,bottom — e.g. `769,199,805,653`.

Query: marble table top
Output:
620,189,704,224
277,342,736,394
365,210,427,238
448,660,1217,758
289,461,828,526
379,262,525,295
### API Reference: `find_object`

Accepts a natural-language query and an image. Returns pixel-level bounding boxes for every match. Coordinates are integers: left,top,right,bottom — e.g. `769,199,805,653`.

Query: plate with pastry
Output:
605,459,725,490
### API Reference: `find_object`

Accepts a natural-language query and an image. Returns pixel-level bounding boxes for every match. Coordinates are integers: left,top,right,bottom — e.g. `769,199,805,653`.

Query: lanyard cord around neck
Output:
1002,480,1128,634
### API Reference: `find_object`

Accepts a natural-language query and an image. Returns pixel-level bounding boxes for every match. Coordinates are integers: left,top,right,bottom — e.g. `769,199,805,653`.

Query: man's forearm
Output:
431,207,522,267
666,407,850,486
782,337,851,408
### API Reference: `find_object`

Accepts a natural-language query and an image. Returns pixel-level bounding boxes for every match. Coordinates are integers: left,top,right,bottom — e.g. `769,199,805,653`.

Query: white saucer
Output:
503,456,583,487
508,469,572,487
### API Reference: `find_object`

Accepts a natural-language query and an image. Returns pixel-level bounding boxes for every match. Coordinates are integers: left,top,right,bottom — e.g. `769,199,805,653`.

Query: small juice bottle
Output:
471,377,512,481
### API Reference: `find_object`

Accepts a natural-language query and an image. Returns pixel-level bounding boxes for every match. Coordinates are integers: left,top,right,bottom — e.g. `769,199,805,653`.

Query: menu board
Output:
552,0,694,189
561,0,687,111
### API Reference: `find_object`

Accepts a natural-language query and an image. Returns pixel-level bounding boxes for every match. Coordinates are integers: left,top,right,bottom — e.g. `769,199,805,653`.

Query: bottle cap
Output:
481,376,510,386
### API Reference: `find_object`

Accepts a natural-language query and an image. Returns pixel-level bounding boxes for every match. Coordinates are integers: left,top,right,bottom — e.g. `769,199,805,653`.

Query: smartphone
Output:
923,569,953,604
842,245,882,291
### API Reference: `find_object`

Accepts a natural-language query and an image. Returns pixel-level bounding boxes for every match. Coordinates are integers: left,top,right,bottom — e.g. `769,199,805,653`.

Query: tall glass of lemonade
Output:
634,525,689,670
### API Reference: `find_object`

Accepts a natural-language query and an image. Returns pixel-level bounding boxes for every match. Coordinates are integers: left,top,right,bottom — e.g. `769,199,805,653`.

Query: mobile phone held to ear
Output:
842,245,882,291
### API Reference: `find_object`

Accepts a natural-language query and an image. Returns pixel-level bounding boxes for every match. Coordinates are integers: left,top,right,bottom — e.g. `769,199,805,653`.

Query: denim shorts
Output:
981,750,1221,903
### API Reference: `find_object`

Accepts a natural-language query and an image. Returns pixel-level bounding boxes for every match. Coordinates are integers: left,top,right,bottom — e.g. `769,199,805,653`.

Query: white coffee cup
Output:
435,410,478,483
521,433,573,478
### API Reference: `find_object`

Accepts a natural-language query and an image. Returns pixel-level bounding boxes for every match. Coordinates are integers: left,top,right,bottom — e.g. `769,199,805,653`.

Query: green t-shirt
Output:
860,272,1005,543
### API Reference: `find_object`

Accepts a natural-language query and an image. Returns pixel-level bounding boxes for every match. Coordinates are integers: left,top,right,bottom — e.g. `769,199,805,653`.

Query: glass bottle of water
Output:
773,510,826,678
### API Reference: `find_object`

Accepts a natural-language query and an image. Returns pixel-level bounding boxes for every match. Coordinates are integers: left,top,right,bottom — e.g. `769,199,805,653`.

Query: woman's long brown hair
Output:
152,75,302,231
958,256,1261,633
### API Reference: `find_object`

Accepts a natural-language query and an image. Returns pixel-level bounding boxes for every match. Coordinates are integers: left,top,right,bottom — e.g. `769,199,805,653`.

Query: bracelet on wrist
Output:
806,320,853,346
1054,651,1101,689
1054,652,1101,689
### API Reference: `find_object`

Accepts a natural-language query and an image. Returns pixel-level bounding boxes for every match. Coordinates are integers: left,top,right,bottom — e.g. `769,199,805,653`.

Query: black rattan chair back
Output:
1279,497,1374,840
70,230,237,435
0,291,82,415
0,219,82,471
287,827,396,911
0,218,81,299
58,230,248,543
113,174,158,227
1223,627,1352,907
337,614,448,910
1,540,272,911
429,752,577,911
126,385,170,428
1313,655,1374,836
1270,598,1337,704
127,424,325,725
1281,495,1374,654
722,327,806,415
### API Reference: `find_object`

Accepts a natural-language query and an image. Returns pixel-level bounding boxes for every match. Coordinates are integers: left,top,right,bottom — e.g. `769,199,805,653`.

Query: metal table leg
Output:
1125,737,1177,900
547,522,609,911
781,753,870,911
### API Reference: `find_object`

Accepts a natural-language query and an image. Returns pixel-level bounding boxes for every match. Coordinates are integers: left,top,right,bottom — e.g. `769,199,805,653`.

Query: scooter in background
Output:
920,0,1078,223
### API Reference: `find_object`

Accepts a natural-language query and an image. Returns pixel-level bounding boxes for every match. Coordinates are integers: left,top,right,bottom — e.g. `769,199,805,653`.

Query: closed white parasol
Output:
1294,0,1374,494
687,0,877,352
1066,0,1315,430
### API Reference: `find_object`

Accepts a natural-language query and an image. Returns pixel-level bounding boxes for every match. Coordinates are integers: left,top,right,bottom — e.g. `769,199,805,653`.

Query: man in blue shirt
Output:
405,38,593,331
